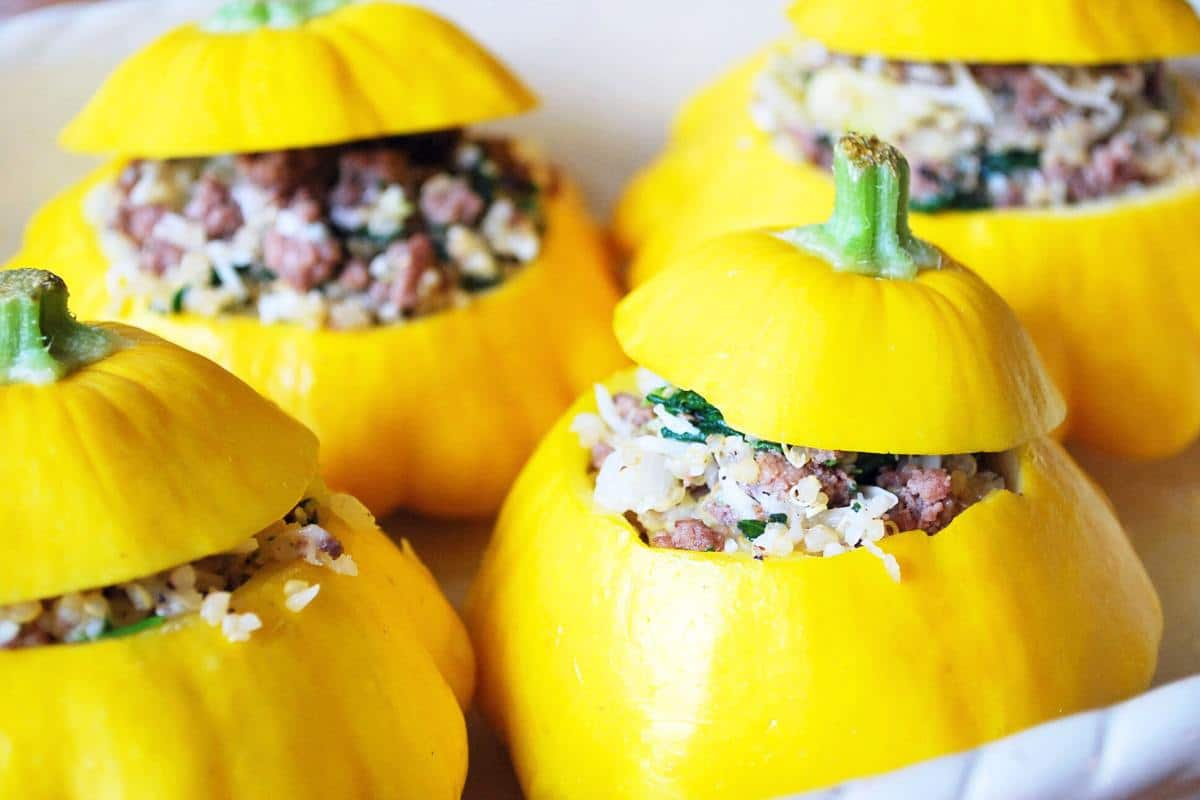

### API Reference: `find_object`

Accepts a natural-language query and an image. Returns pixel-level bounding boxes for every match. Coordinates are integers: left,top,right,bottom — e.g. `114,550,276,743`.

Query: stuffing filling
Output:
573,371,1006,579
0,499,356,649
752,42,1200,210
88,130,552,329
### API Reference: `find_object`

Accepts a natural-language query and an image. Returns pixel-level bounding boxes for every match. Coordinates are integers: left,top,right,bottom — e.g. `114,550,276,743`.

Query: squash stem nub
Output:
0,269,117,385
205,0,351,32
776,133,940,280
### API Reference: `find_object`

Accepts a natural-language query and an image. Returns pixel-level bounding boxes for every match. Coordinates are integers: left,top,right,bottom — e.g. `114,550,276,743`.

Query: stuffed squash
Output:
470,136,1161,799
0,268,473,799
614,0,1200,460
9,0,625,518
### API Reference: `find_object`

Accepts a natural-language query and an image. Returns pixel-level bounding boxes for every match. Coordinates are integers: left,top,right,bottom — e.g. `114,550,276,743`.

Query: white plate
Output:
790,675,1200,800
3,3,1200,798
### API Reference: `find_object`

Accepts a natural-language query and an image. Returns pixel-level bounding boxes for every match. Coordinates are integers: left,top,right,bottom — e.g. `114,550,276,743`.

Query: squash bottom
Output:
0,494,473,800
467,377,1161,799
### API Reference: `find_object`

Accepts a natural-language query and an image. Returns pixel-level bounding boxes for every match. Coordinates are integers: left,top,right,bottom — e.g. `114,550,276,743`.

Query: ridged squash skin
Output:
19,0,626,518
0,493,475,800
1,323,317,604
467,373,1161,799
611,48,772,256
788,0,1200,64
59,1,538,157
473,159,1160,795
0,287,474,798
10,166,626,517
615,231,1064,454
614,45,1200,459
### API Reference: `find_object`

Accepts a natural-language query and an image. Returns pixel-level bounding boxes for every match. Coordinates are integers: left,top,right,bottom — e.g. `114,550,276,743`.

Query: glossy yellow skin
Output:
0,493,474,800
615,51,1200,459
611,46,773,258
24,1,623,516
1,323,318,605
789,0,1200,64
467,374,1161,799
0,278,473,796
60,2,537,157
10,168,627,517
617,231,1064,454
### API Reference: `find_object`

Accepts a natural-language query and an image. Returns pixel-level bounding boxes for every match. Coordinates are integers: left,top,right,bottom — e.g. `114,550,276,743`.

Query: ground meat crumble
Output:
89,130,554,329
0,498,356,649
752,42,1200,210
572,371,1007,579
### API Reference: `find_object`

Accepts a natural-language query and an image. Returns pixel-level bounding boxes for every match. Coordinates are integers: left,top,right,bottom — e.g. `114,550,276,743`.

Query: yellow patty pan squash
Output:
11,0,626,518
789,0,1200,65
614,2,1200,461
0,270,473,799
60,0,537,157
470,138,1161,799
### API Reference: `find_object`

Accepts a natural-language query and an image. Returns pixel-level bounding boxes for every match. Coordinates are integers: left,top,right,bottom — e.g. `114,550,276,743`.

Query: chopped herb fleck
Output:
461,274,504,292
647,387,742,438
97,615,166,640
737,519,768,539
233,262,277,283
660,427,707,444
768,513,789,524
981,149,1040,175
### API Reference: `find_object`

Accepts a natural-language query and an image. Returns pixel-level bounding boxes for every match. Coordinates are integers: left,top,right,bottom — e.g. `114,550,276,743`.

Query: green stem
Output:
0,270,118,385
776,133,940,280
204,0,351,32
